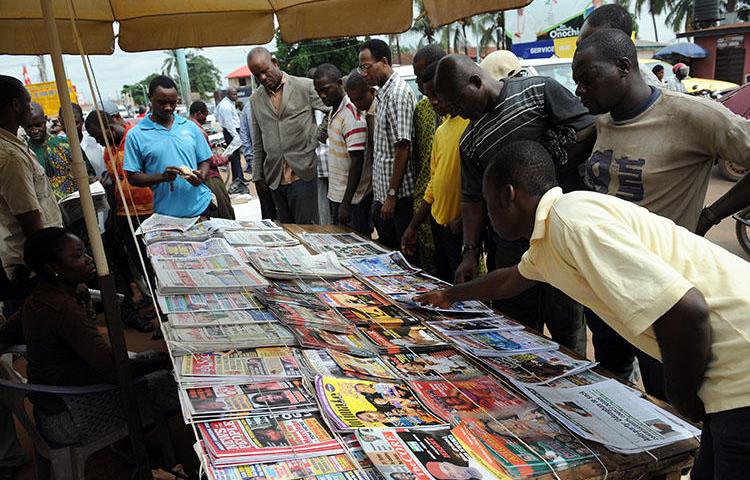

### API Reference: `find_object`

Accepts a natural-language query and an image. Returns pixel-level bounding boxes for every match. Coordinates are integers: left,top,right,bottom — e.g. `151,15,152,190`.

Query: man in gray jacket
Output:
247,47,327,224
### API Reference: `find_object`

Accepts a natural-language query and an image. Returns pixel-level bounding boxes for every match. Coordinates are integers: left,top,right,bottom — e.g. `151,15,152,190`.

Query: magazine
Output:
292,277,369,294
316,376,447,431
300,349,399,381
409,376,531,424
482,351,596,385
147,238,235,258
394,293,494,315
381,350,485,381
343,252,420,277
167,309,276,327
164,322,296,353
519,379,701,454
249,246,351,280
451,330,559,357
157,291,264,313
198,412,343,465
153,253,268,293
135,213,198,235
314,242,390,259
289,326,375,357
175,350,302,386
360,326,448,354
180,380,317,422
269,302,354,334
356,427,500,480
224,230,300,247
142,222,217,245
318,291,418,327
430,317,524,336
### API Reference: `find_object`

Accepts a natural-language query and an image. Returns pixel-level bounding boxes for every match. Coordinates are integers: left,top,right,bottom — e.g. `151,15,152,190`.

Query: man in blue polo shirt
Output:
124,75,214,218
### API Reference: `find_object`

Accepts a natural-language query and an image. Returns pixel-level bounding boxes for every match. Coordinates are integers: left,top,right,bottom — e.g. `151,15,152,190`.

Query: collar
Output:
0,126,27,150
366,95,379,116
611,86,661,123
332,94,354,119
139,113,186,131
265,72,287,94
530,187,564,242
378,72,399,97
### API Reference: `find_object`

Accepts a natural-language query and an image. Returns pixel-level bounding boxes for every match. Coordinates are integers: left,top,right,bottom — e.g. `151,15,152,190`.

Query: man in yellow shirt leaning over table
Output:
416,140,750,480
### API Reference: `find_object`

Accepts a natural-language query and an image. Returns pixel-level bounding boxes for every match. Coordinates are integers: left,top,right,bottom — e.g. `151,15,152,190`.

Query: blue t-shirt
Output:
123,114,213,217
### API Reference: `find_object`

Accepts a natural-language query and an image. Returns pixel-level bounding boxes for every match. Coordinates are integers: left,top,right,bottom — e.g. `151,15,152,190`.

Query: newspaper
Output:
361,326,448,354
269,302,354,334
249,246,351,279
430,317,524,336
363,273,446,296
175,349,302,386
153,253,268,293
291,277,369,293
238,219,283,231
300,232,370,248
135,213,198,235
57,180,108,225
381,350,485,381
142,222,217,245
313,242,390,259
519,379,701,454
164,322,296,353
202,218,245,231
395,293,494,315
315,376,447,431
483,351,596,385
224,230,300,247
147,238,235,258
167,309,276,327
356,428,501,480
289,326,376,357
343,252,420,277
451,330,559,356
157,291,264,313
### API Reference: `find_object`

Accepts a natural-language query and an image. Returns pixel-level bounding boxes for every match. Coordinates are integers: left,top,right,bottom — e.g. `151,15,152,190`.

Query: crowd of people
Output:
0,3,750,478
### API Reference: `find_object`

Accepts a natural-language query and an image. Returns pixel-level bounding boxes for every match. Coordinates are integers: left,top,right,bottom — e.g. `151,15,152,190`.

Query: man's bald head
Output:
247,47,272,63
247,47,282,91
434,54,497,121
30,102,44,118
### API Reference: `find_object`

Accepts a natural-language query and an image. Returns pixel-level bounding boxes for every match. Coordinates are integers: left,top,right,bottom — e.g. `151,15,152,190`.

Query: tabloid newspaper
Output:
381,350,485,381
315,376,447,431
269,302,355,333
360,326,448,354
157,291,264,313
313,242,390,259
224,230,300,247
292,277,369,293
249,245,351,279
362,273,446,295
343,252,420,277
451,330,559,356
175,350,303,387
167,309,276,327
518,379,701,454
135,213,198,235
483,351,596,385
163,322,296,353
146,238,235,258
289,326,376,357
394,293,494,315
153,253,268,293
142,222,217,245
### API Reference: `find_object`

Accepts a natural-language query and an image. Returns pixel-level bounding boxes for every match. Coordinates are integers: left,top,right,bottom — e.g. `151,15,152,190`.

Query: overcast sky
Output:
0,7,677,103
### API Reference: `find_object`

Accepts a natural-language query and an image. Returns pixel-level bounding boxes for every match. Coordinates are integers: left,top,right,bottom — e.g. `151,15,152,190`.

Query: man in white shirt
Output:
215,87,247,194
667,63,689,93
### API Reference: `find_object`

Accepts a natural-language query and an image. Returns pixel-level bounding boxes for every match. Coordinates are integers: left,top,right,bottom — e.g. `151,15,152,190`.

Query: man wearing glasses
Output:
358,39,416,258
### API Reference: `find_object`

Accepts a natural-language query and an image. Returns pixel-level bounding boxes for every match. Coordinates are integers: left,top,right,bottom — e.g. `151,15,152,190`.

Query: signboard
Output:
717,35,744,50
26,80,78,117
511,39,556,59
553,37,578,58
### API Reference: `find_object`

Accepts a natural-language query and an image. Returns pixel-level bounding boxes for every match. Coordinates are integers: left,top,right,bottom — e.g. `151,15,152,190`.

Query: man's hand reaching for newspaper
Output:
413,289,455,309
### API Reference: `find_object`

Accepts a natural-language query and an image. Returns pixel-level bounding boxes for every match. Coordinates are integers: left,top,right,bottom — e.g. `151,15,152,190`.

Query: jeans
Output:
373,197,414,261
490,236,587,357
429,217,462,283
317,178,332,225
271,178,319,224
223,128,243,183
691,406,750,480
586,309,666,400
330,192,374,237
258,186,277,220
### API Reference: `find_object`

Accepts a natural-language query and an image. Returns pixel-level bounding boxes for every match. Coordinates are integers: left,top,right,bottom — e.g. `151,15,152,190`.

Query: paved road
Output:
704,169,748,260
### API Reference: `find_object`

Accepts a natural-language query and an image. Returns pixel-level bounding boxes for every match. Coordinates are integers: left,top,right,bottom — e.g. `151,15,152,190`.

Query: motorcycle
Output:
734,206,750,256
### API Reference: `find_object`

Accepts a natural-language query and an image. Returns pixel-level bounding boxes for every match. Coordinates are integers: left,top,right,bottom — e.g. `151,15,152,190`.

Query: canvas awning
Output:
0,0,531,54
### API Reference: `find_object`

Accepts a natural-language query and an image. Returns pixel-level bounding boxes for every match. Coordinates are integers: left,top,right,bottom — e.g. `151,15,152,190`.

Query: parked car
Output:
393,64,421,100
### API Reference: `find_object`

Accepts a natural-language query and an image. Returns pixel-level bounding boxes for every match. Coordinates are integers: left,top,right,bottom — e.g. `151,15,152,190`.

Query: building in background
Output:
678,23,750,85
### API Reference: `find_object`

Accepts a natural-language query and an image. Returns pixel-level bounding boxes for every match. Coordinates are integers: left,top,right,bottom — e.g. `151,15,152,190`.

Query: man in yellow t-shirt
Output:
401,61,469,282
416,140,750,479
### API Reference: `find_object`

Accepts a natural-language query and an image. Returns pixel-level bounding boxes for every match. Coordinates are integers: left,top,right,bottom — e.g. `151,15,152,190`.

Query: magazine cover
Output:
451,330,559,356
430,317,523,336
290,326,375,356
343,252,420,277
157,291,264,313
315,376,446,431
301,350,397,381
315,242,390,259
409,376,530,424
293,277,369,293
147,238,235,258
355,427,500,480
395,294,494,315
270,302,354,334
335,304,418,328
361,326,448,354
198,412,343,465
167,309,276,327
483,351,595,385
362,273,446,295
381,350,485,380
177,351,302,379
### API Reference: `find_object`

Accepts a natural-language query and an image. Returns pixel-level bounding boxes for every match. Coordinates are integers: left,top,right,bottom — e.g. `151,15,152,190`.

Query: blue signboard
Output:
511,40,556,59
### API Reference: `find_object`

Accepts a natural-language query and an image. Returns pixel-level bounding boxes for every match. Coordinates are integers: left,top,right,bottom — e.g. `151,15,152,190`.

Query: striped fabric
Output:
326,95,370,203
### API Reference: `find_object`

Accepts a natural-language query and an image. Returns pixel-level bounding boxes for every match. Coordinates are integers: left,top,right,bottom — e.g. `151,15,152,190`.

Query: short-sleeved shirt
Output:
29,135,81,200
123,114,213,218
104,124,153,217
326,95,370,204
372,72,416,203
587,87,750,231
0,127,63,274
424,116,470,226
518,187,750,414
460,76,594,202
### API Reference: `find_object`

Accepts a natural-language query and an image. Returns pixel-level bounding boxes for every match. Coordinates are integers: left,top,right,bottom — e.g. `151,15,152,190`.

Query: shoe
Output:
228,180,250,195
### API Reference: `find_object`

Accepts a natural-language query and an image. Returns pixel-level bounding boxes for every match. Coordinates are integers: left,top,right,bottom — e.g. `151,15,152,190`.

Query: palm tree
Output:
635,0,668,41
665,0,694,33
161,49,179,77
440,21,468,55
476,12,507,51
410,0,439,47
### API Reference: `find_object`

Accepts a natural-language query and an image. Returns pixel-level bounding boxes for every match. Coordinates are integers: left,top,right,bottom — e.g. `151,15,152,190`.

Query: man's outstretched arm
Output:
415,265,537,308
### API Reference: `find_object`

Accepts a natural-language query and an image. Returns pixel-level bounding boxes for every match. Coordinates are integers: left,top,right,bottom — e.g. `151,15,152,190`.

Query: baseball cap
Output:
100,100,120,116
480,50,523,81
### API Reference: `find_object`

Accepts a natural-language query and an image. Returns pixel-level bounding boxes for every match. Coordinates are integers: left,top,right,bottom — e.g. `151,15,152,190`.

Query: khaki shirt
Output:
0,127,62,275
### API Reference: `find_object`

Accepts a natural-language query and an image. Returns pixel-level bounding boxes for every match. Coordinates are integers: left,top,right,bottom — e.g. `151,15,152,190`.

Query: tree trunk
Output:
462,22,469,56
651,11,659,42
395,35,403,64
728,0,738,12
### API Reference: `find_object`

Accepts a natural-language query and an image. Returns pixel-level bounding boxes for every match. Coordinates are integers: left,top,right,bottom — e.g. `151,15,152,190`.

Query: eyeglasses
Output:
357,63,374,74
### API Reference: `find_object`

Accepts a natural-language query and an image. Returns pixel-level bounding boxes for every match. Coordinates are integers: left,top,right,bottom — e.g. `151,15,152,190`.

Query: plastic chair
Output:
0,344,176,480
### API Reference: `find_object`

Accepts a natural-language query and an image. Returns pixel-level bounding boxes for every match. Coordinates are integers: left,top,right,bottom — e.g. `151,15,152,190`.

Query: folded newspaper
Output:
167,309,276,328
223,230,300,247
157,291,264,313
147,238,235,258
57,180,108,225
249,245,350,280
135,213,198,235
163,322,296,354
153,253,268,293
343,251,420,277
451,330,559,357
142,222,217,245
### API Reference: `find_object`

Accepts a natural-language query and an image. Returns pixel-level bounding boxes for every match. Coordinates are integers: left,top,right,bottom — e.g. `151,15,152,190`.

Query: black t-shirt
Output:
460,76,593,202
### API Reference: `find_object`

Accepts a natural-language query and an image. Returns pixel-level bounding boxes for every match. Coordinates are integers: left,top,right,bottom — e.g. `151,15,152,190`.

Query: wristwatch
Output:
461,244,480,256
387,188,397,197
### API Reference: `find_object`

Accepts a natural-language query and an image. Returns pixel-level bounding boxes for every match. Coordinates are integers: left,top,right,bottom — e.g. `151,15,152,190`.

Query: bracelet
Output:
461,244,480,256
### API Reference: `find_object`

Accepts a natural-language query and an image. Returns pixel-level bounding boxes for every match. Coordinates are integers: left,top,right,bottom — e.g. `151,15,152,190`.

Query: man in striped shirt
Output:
434,54,595,355
359,39,416,253
313,64,372,235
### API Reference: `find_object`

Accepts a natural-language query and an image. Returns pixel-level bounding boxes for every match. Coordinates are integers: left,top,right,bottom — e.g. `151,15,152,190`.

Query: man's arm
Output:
339,150,366,222
239,107,253,161
381,140,410,220
250,102,266,184
15,210,43,239
652,287,711,421
415,265,537,307
454,201,485,283
401,200,431,255
697,172,750,235
566,123,596,167
126,170,176,188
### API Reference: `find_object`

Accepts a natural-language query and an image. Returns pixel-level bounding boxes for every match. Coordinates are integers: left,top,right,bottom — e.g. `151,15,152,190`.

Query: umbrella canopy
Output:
654,42,709,60
0,0,531,54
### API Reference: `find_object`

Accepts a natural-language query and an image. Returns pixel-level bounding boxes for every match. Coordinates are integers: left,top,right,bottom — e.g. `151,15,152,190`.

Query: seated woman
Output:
4,227,178,446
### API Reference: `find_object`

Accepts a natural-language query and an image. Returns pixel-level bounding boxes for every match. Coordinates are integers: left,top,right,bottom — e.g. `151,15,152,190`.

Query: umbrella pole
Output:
40,1,152,479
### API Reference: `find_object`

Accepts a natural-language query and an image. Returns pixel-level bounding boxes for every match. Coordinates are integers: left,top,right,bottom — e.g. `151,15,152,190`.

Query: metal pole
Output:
175,48,192,106
39,1,152,479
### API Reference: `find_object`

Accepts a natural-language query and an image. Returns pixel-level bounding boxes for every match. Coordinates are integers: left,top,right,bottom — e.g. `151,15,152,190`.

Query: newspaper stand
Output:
284,224,699,480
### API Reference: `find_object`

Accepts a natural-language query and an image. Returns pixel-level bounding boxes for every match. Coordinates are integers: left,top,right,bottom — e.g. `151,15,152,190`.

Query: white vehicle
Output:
520,57,578,93
393,64,421,100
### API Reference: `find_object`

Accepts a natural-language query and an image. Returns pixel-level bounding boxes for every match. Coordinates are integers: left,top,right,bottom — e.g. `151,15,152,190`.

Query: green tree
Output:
635,0,668,41
274,33,361,77
476,12,507,51
411,0,440,47
187,54,222,98
439,21,468,54
665,0,694,32
121,73,159,106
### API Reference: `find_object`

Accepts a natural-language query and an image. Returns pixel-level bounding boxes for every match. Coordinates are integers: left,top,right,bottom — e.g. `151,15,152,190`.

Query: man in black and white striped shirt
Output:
434,54,595,355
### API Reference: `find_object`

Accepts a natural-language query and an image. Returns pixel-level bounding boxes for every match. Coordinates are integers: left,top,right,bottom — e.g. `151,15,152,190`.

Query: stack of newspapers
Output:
248,245,351,279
